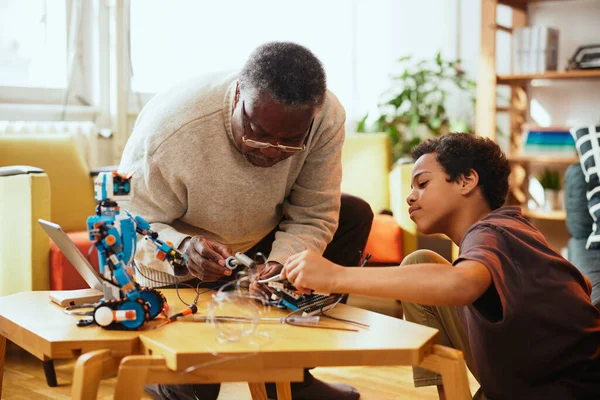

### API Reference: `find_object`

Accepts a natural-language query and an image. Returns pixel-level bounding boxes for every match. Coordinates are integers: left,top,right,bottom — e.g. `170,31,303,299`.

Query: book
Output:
512,26,559,74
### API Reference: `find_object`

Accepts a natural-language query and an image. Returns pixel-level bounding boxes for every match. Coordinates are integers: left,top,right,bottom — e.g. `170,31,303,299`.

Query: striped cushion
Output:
571,125,600,249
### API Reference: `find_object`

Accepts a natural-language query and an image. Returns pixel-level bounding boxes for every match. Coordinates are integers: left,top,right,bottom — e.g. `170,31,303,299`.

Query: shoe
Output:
265,375,360,400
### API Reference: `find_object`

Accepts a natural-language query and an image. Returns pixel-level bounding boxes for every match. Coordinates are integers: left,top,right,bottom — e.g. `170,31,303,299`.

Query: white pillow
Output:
570,125,600,249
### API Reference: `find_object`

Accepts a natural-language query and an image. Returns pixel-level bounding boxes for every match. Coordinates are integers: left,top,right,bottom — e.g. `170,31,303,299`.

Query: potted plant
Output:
539,169,562,211
356,52,476,163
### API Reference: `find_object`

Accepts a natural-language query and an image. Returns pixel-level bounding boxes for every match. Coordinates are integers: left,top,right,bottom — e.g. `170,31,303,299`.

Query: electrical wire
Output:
310,253,372,328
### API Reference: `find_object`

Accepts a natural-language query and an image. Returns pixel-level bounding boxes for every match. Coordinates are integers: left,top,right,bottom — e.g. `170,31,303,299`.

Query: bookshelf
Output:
497,69,600,84
476,0,598,225
522,208,566,221
506,154,578,164
498,0,574,8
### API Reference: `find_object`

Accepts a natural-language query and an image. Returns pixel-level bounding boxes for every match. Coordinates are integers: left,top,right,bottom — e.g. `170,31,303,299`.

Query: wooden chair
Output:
419,345,471,400
72,349,119,400
71,350,289,400
72,344,470,400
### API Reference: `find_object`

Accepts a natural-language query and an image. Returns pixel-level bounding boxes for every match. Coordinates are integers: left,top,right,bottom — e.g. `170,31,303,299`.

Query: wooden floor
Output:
1,295,479,399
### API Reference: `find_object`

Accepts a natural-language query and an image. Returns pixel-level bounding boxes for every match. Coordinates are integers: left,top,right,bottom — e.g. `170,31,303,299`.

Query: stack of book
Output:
513,26,559,74
521,125,576,156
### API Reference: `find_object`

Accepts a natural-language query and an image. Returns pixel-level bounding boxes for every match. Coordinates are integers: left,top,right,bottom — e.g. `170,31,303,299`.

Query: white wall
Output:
354,0,463,127
126,0,468,134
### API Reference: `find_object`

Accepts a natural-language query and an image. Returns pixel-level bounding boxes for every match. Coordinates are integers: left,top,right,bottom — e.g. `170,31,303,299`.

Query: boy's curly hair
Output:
412,133,511,210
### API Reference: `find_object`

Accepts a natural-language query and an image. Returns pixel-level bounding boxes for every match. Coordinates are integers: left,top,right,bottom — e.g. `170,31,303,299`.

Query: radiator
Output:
0,121,102,168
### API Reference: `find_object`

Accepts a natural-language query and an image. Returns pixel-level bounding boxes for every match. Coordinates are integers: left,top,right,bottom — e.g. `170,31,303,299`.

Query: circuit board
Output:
268,281,341,315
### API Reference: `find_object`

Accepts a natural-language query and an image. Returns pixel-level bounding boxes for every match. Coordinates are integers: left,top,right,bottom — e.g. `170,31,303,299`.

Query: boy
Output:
281,133,600,400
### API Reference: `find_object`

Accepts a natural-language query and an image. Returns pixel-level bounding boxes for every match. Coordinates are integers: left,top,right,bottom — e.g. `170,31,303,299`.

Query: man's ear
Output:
458,169,479,195
233,81,240,109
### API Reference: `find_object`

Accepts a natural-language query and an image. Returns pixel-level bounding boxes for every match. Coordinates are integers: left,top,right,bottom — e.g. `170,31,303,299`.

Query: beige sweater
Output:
118,72,346,286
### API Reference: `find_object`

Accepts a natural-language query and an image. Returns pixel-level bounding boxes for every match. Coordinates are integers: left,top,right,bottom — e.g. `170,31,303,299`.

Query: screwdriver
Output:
152,304,198,330
183,315,320,324
168,304,198,322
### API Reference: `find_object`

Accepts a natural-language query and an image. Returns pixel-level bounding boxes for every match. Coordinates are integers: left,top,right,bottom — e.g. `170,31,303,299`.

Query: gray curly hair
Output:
239,42,327,109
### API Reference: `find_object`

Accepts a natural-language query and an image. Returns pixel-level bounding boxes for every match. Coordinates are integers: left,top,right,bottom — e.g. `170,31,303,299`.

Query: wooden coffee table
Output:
0,289,471,399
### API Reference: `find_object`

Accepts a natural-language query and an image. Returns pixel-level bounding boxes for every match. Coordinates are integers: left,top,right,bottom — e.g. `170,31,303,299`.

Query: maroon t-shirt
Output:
455,206,600,399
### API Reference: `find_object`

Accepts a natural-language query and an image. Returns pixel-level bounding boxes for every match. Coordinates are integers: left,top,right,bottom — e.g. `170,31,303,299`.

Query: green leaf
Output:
409,111,420,133
367,51,478,163
386,89,408,109
356,114,368,133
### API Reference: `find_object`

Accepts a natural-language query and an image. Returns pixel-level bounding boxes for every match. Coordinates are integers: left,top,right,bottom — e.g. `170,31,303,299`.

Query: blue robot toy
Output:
87,171,188,330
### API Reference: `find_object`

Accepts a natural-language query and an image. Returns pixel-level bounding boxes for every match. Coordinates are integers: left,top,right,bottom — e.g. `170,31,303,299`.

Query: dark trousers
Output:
246,193,374,267
147,194,373,400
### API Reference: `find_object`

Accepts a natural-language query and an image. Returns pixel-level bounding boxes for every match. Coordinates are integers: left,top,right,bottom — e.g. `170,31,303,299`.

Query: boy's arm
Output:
283,251,492,306
333,260,492,306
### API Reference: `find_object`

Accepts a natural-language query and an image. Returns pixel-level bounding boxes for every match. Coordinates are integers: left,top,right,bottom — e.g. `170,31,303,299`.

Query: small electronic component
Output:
224,252,257,270
267,280,341,315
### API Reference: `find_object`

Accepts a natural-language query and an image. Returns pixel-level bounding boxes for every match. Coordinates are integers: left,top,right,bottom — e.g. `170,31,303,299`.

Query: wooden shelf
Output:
522,208,566,221
499,0,573,9
497,70,600,84
506,154,579,164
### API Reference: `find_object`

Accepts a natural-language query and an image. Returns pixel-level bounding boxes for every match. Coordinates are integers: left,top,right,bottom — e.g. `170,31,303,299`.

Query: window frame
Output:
0,0,100,117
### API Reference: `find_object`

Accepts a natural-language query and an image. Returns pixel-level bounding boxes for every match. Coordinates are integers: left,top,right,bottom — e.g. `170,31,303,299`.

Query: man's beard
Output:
242,151,287,168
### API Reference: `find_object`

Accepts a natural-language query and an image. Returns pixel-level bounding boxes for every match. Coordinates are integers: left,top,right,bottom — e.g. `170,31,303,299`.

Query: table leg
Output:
419,344,471,400
248,382,269,400
0,335,6,398
42,359,58,387
275,382,292,400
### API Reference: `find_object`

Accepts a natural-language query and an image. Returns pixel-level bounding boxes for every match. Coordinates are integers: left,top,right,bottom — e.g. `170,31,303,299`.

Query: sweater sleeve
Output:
267,115,345,266
120,153,190,277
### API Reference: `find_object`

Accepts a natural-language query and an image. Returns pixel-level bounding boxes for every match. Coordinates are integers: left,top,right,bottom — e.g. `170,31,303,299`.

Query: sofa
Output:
565,163,600,307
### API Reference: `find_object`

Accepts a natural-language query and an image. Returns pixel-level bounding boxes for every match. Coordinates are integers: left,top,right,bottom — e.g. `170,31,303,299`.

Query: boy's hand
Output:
249,262,283,299
282,250,342,294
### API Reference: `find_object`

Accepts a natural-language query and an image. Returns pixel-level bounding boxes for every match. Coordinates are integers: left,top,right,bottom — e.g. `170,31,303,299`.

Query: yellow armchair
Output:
0,167,51,295
341,133,417,261
0,133,97,296
341,133,392,213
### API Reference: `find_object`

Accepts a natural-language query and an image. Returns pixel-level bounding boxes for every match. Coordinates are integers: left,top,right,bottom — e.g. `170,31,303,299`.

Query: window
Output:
0,0,67,89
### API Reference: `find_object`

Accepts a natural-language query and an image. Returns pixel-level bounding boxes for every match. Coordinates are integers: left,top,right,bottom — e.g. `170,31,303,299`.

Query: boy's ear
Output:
458,169,479,195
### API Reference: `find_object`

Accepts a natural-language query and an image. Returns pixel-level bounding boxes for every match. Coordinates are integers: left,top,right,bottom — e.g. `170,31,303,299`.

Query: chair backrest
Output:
342,133,392,213
0,134,96,232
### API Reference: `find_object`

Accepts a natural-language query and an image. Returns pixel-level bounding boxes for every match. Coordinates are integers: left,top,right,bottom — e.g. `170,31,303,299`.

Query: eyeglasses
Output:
241,101,312,153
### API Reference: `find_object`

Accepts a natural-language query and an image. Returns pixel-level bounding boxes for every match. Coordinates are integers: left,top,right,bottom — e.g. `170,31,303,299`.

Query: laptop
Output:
38,219,104,305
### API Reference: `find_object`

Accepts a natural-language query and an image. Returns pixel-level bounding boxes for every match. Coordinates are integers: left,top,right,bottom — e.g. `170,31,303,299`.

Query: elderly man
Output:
119,42,371,400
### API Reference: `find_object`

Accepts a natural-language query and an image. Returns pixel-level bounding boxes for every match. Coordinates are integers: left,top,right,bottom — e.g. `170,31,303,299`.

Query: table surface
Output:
0,289,439,370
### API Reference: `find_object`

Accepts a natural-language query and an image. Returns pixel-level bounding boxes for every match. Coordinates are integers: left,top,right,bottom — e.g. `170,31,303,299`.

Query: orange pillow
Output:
363,214,403,265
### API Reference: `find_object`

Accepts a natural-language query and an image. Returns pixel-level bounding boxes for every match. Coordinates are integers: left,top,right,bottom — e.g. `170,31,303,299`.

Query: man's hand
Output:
249,261,283,299
282,250,343,294
179,236,233,281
